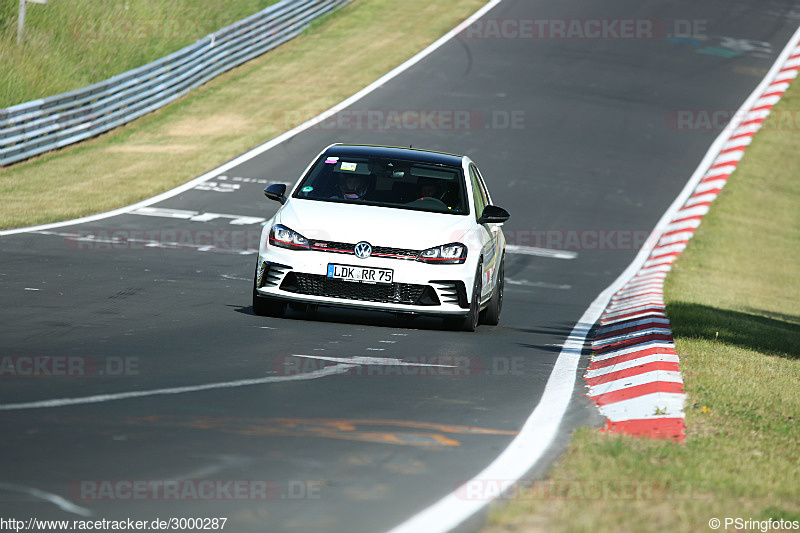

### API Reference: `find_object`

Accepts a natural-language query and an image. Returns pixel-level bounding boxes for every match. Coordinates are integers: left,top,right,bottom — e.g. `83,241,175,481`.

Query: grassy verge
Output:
483,79,800,530
0,0,279,108
0,0,485,229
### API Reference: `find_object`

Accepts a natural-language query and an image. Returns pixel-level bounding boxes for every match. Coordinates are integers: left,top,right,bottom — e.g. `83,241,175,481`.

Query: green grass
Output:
484,76,800,531
0,0,486,229
0,0,279,108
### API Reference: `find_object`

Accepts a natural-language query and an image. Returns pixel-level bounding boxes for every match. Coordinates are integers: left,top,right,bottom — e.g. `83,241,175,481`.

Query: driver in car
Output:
414,178,455,211
335,173,369,199
417,177,446,200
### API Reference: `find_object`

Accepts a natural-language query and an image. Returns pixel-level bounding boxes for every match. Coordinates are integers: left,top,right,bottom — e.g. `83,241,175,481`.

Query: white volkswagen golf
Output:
253,144,509,331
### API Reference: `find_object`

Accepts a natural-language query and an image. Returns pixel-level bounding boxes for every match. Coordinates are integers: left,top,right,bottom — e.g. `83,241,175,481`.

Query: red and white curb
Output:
585,43,800,442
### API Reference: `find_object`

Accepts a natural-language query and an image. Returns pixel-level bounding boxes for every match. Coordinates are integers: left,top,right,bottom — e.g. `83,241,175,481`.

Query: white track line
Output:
0,364,356,411
0,482,91,517
292,354,457,368
505,244,577,259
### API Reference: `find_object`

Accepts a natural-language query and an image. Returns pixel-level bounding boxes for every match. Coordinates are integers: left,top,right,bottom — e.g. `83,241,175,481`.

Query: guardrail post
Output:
17,0,47,45
17,0,26,44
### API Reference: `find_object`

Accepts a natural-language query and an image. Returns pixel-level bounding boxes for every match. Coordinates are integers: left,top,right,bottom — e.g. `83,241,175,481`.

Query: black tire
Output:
480,256,504,326
445,261,482,332
253,269,286,317
252,287,285,317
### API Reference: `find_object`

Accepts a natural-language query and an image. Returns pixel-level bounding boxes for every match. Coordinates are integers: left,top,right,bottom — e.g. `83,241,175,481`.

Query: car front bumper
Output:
254,247,475,316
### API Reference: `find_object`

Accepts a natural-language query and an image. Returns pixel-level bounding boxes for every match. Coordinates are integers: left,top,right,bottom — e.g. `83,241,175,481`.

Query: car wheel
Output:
252,270,285,317
463,262,483,331
446,261,482,332
252,287,286,317
480,255,504,326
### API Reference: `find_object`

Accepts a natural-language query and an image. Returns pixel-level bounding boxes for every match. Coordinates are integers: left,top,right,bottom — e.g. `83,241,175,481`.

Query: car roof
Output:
325,144,465,167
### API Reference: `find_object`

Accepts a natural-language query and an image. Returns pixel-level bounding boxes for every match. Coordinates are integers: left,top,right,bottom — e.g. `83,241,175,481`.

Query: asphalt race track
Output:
2,1,799,531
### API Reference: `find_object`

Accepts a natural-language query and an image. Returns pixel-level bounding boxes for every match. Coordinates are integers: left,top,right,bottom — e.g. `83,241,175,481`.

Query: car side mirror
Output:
264,183,287,204
477,205,510,224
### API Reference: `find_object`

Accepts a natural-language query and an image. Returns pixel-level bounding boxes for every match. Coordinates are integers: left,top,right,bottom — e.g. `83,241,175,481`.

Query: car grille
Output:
309,240,420,261
280,273,439,306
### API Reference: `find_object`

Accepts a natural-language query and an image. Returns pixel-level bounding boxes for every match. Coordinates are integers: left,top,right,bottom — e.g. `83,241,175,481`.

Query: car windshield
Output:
291,155,469,215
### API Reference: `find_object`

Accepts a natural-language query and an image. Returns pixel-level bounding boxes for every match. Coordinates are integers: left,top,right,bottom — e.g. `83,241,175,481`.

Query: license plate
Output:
327,264,393,285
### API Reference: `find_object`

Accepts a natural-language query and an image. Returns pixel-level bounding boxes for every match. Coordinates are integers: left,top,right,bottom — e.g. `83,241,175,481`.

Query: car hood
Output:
276,199,472,250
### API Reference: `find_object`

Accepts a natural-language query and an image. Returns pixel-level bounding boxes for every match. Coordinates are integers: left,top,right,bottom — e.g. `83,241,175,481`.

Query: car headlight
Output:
416,242,467,264
269,224,309,250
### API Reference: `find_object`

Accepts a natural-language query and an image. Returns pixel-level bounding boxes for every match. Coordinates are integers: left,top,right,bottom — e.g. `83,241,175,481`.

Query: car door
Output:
469,164,500,302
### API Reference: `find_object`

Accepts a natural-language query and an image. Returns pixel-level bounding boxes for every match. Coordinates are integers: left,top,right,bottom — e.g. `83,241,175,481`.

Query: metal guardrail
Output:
0,0,349,166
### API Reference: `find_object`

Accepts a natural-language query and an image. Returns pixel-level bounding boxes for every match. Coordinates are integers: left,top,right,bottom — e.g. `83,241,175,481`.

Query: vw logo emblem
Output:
354,241,372,259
